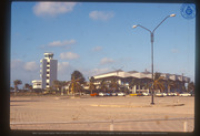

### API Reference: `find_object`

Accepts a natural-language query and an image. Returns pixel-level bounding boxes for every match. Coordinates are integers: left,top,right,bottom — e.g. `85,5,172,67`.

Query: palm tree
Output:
69,70,85,95
45,86,54,94
137,80,143,93
60,81,67,95
89,77,96,94
129,79,143,93
172,81,182,93
29,85,33,92
188,81,195,93
70,76,82,94
14,80,22,93
150,73,165,105
143,80,152,93
10,87,14,92
153,73,165,93
53,80,61,92
109,78,119,93
53,80,67,95
71,70,85,84
100,79,108,92
166,79,174,94
23,83,30,92
129,79,137,93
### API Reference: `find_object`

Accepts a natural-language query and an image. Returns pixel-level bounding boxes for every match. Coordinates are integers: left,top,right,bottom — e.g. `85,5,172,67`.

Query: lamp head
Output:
170,14,176,17
132,25,137,29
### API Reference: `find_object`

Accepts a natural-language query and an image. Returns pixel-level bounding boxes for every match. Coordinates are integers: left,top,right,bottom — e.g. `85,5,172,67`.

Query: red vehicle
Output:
90,93,98,96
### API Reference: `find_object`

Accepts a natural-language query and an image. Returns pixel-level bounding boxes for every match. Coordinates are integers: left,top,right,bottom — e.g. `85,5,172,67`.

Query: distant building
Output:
32,52,57,89
91,70,190,93
32,80,42,89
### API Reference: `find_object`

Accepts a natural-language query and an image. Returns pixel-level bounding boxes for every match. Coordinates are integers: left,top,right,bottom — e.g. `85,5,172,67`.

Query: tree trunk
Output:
168,85,170,94
61,88,63,96
14,85,18,93
72,83,74,94
139,85,141,94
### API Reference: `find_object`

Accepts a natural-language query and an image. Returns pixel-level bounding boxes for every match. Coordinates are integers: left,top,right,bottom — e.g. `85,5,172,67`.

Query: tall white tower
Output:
40,52,57,89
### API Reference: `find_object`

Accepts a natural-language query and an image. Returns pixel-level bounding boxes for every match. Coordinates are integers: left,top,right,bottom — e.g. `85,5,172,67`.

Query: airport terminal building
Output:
91,70,190,94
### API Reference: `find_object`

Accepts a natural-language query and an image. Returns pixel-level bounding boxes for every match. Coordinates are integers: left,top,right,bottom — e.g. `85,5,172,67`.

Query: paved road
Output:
10,96,194,132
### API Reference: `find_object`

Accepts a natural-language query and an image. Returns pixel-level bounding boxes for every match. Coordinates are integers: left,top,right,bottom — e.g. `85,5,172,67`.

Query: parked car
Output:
142,93,150,96
137,93,143,96
75,93,85,95
98,92,106,96
129,93,137,96
167,93,172,96
161,93,167,96
179,93,191,96
105,93,111,96
74,93,81,95
90,93,98,96
169,93,178,96
155,93,167,97
155,93,162,97
111,92,117,96
117,92,126,96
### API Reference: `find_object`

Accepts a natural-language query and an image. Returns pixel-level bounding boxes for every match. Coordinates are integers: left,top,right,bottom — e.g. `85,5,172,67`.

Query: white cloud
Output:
48,39,76,47
11,60,40,87
92,46,102,51
58,62,70,72
100,57,115,65
60,52,79,60
89,11,114,21
23,61,39,72
33,2,77,17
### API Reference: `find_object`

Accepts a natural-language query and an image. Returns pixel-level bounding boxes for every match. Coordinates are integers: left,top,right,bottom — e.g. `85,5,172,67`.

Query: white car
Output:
155,93,167,97
161,93,167,96
117,92,126,96
179,93,191,96
142,93,150,96
171,93,178,96
155,93,162,97
99,92,106,96
111,93,117,96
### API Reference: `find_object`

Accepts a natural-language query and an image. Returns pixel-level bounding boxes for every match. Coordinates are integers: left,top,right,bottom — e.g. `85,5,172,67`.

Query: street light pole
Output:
151,32,154,104
132,14,175,105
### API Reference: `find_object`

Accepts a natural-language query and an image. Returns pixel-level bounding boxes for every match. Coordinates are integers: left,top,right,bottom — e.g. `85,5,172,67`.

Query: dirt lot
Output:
10,95,195,132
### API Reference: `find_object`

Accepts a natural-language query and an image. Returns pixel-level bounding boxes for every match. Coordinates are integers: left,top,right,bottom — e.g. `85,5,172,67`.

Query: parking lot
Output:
10,95,194,132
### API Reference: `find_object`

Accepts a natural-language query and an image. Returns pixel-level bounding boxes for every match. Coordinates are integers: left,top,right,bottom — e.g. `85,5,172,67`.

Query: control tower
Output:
40,52,57,89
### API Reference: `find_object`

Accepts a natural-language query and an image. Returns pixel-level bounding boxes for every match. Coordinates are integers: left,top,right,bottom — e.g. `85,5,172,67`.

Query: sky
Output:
10,2,196,88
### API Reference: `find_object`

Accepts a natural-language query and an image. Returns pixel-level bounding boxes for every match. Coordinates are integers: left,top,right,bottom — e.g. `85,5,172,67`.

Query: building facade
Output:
91,70,190,93
32,52,57,89
40,53,57,89
32,80,42,89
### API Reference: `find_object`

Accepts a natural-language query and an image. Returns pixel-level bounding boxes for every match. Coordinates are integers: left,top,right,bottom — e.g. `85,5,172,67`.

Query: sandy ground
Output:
10,95,194,132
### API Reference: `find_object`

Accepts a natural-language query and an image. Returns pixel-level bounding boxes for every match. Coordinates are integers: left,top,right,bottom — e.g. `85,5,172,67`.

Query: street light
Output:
170,14,176,17
132,14,175,105
132,25,137,29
